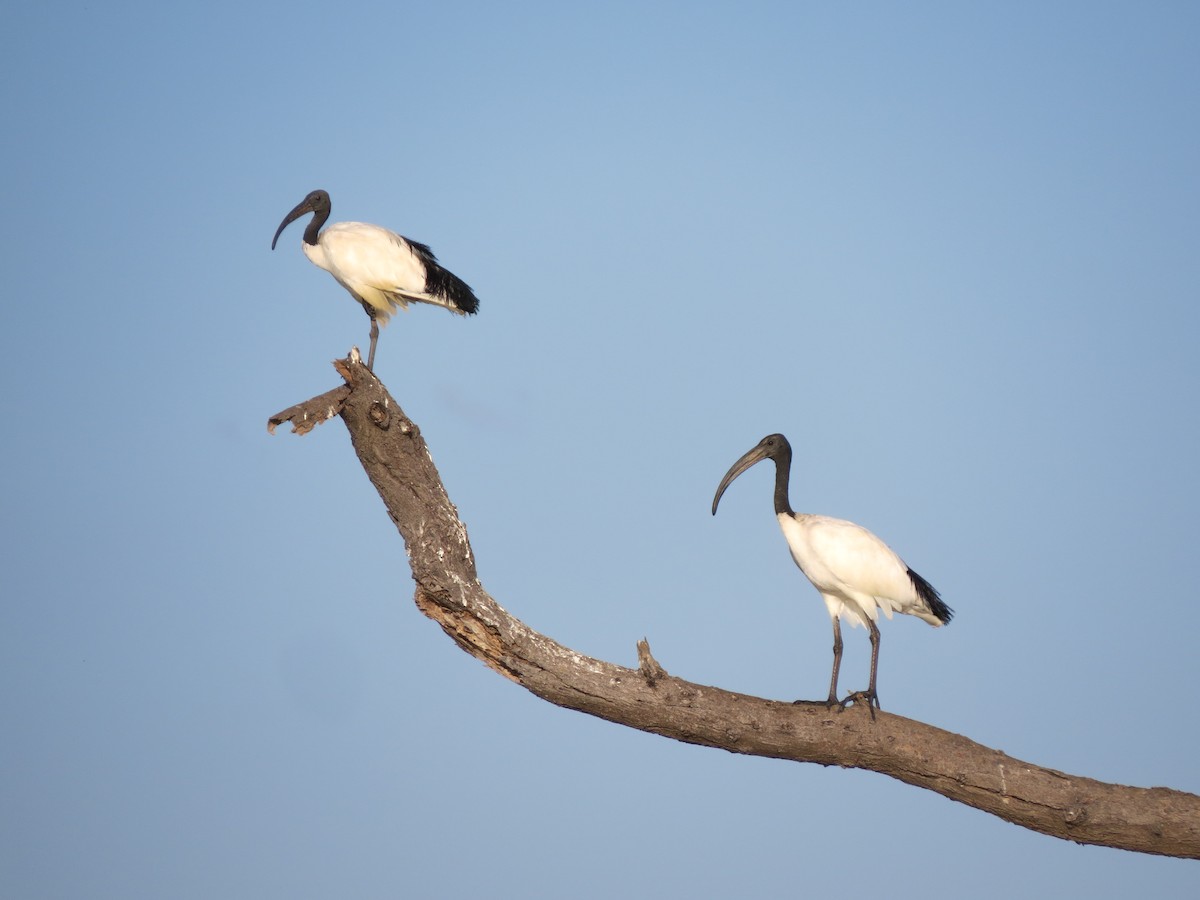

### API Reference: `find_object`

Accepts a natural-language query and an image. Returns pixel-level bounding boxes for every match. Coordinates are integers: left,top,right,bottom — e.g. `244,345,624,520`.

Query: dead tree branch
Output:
269,358,1200,860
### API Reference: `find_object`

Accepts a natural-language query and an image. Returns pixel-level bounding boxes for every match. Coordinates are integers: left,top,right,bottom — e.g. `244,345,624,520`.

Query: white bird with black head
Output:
271,189,479,371
712,433,953,712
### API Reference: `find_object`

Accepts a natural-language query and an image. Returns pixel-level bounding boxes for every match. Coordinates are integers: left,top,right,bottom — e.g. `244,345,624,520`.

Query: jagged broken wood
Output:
268,356,1200,860
267,384,350,436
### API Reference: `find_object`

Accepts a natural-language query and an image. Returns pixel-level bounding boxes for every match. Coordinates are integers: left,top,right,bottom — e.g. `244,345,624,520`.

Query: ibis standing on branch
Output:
712,433,953,711
271,189,479,371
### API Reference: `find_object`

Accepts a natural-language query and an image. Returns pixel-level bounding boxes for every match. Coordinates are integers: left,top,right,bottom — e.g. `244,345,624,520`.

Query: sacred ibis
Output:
712,433,952,712
271,189,479,371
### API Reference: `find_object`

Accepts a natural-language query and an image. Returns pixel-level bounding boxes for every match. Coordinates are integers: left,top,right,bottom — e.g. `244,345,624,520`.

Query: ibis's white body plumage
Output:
303,221,468,324
776,513,946,629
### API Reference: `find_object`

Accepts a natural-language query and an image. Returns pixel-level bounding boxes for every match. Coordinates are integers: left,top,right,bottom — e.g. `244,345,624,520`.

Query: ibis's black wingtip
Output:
907,567,953,624
407,239,480,315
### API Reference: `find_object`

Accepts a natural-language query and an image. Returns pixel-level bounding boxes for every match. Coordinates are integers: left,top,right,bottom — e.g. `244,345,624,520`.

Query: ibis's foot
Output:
838,689,880,709
784,695,844,712
838,690,880,720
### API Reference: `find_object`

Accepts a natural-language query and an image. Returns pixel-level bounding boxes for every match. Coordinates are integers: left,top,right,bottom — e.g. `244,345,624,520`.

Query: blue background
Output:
3,1,1198,896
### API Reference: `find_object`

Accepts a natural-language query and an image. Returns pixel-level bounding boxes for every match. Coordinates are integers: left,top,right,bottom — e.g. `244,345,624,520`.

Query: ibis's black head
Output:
711,433,794,517
271,189,332,250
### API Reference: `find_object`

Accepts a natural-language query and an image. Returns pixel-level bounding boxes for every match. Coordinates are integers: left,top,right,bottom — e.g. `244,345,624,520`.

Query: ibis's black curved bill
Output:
271,189,331,250
712,442,772,514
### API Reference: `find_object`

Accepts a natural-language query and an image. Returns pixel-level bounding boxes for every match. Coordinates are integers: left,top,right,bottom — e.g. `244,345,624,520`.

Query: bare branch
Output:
270,359,1200,860
268,384,350,435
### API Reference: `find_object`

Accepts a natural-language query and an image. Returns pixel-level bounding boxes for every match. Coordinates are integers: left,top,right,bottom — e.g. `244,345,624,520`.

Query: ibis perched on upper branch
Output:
271,189,479,370
712,433,952,712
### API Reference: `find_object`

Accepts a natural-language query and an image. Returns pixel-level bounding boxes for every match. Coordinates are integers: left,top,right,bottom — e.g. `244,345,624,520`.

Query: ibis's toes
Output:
785,694,845,712
838,690,880,718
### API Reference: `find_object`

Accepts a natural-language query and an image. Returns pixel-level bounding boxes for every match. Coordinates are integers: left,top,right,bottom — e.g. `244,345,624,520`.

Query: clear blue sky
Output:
3,2,1198,896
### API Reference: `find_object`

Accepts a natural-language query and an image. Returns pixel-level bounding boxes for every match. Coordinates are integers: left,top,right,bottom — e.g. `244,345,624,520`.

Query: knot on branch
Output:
369,399,391,429
637,638,668,685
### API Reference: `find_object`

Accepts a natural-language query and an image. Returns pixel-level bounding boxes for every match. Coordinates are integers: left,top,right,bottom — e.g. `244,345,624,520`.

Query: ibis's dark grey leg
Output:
366,314,379,371
865,618,881,710
826,616,843,707
838,619,881,719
